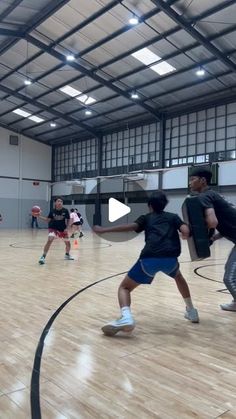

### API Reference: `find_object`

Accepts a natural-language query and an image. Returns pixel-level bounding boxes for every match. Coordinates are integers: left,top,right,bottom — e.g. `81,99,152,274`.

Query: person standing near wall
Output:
31,214,39,229
189,167,236,311
0,213,2,223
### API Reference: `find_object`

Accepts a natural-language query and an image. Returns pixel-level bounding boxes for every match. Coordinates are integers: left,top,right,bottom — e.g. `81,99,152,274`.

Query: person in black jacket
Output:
189,167,236,311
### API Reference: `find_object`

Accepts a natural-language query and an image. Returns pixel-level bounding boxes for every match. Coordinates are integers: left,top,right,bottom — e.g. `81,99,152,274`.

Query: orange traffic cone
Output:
73,239,79,249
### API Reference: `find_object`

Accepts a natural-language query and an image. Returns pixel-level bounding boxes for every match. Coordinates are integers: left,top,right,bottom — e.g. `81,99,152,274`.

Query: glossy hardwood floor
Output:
0,229,235,419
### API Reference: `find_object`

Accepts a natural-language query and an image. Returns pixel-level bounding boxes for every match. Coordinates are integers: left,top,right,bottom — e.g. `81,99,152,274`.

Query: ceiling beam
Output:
18,45,236,137
151,0,236,72
25,34,162,120
0,84,99,137
0,0,70,56
0,0,233,127
0,28,24,37
0,0,24,22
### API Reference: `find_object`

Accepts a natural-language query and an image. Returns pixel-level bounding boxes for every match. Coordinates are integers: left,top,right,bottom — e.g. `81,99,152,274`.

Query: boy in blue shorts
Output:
94,190,199,336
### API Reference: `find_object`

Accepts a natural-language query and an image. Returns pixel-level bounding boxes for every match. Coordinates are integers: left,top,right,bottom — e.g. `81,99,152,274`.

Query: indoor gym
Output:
0,1,236,418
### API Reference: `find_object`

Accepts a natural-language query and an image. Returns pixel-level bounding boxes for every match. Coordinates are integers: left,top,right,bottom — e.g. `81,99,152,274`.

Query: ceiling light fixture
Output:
129,15,139,25
24,79,32,85
196,67,205,76
66,54,75,62
50,122,57,128
85,109,92,115
131,92,139,99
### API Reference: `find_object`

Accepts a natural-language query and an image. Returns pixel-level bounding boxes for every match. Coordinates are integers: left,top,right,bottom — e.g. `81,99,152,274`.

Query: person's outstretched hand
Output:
93,225,106,234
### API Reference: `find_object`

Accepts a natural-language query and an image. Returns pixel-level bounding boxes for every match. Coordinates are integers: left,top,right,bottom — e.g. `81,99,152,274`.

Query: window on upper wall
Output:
165,101,236,168
101,121,161,175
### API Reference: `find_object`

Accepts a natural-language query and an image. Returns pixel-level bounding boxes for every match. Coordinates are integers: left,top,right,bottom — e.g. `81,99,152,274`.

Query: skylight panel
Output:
150,61,176,75
59,85,82,97
13,108,31,118
131,48,161,65
29,116,45,123
76,95,96,105
76,94,87,103
85,97,96,105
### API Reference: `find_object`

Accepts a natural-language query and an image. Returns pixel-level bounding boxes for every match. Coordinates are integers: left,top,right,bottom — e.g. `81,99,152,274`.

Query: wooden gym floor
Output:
0,229,236,419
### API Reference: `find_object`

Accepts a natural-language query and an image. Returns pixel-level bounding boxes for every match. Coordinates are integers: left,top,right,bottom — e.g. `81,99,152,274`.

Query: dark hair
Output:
54,196,63,202
148,191,168,213
190,167,212,185
70,208,74,212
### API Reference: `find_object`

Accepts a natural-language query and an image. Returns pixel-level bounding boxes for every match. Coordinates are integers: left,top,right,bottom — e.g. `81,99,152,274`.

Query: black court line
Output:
30,271,127,419
216,288,228,293
194,263,229,293
194,264,224,283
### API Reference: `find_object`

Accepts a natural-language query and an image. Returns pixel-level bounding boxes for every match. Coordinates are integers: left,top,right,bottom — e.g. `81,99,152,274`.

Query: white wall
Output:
218,161,236,186
0,127,51,228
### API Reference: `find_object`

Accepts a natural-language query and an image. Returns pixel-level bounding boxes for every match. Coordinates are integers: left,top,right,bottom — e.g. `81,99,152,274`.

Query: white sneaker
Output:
220,301,236,311
39,256,45,265
184,307,199,323
64,254,74,260
102,317,135,336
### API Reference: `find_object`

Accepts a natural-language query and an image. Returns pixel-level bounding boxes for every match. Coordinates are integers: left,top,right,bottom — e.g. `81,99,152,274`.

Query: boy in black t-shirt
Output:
37,197,74,265
94,191,199,336
189,167,236,311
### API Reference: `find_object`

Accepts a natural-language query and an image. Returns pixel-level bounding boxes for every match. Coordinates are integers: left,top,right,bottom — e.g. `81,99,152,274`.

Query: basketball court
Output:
1,1,236,418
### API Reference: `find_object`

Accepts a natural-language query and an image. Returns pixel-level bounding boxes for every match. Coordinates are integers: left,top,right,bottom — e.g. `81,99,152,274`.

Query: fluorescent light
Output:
132,47,161,65
66,54,75,61
59,85,82,97
50,122,57,127
129,16,139,25
24,79,32,85
13,108,31,118
29,116,45,123
150,61,176,75
85,110,92,115
131,92,139,99
196,68,205,76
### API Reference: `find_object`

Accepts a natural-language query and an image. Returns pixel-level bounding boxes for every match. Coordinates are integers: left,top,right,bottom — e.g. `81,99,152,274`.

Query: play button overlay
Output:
85,177,149,243
108,198,131,222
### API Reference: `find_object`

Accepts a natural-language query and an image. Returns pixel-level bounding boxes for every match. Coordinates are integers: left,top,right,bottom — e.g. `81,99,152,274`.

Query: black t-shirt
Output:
197,189,236,243
48,208,70,231
135,211,185,258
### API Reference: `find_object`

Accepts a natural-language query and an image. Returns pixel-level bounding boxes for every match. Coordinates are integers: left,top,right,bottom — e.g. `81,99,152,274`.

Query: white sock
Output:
184,297,194,310
121,306,132,319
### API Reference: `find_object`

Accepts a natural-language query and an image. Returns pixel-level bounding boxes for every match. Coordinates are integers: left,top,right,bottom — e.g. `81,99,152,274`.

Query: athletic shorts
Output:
128,258,179,284
48,229,69,241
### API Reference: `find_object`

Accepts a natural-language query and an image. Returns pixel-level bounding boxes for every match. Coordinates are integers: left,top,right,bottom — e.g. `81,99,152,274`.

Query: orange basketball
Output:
32,205,41,215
